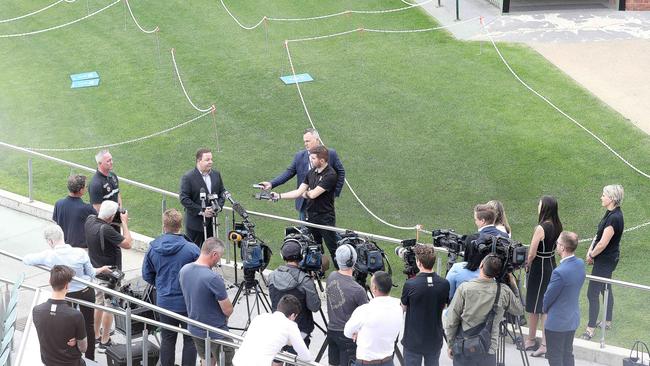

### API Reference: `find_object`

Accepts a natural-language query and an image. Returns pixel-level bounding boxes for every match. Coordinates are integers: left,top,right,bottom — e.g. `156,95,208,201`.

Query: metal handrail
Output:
0,276,318,366
0,251,320,365
0,140,418,245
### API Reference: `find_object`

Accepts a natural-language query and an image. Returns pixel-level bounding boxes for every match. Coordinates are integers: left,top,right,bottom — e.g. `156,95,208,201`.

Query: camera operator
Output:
179,148,226,247
401,245,450,366
259,128,345,221
326,244,368,366
142,209,200,366
268,240,321,352
474,204,508,239
53,174,97,248
23,225,110,360
89,149,123,229
446,241,484,301
272,146,339,268
233,294,314,366
84,200,132,352
444,255,523,366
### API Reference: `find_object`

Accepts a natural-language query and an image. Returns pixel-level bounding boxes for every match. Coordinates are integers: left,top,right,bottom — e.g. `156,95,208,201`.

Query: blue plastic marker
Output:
280,73,314,85
70,71,99,82
71,78,100,89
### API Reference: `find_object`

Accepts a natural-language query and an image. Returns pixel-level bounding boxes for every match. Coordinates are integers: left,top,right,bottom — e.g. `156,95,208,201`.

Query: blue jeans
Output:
403,346,441,366
159,312,197,366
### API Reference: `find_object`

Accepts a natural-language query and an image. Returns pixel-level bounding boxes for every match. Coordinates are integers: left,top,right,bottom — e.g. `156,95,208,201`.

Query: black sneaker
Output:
97,339,112,353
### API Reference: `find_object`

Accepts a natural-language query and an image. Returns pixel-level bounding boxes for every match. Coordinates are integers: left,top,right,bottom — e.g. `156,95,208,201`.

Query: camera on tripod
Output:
228,223,270,274
395,239,419,277
284,227,323,273
475,235,527,280
432,229,467,271
338,231,387,287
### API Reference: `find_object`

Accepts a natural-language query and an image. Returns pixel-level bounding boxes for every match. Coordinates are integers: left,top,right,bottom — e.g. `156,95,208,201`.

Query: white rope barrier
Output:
0,0,76,24
24,111,211,152
0,0,121,38
219,0,435,30
124,0,159,34
170,48,215,113
481,24,650,180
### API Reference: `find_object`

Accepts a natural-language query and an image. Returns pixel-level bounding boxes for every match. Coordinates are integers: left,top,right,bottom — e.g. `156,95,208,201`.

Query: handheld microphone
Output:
199,188,207,209
252,184,265,189
223,190,249,220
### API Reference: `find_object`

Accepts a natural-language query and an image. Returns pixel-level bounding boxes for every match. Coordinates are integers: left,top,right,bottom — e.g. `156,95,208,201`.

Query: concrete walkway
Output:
416,0,650,135
0,202,611,365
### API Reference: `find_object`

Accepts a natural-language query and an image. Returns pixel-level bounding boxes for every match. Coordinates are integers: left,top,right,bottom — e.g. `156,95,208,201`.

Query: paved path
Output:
0,204,608,365
416,0,650,135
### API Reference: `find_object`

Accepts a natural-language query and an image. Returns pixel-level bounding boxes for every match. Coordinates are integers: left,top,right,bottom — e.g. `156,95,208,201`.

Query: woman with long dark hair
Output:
524,195,562,357
581,184,624,340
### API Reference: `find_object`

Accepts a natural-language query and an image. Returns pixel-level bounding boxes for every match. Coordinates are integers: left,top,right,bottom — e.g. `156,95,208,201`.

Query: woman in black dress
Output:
581,184,624,340
525,195,562,357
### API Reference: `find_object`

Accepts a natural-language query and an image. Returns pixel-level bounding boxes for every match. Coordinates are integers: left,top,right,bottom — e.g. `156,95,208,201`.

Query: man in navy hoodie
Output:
143,209,200,366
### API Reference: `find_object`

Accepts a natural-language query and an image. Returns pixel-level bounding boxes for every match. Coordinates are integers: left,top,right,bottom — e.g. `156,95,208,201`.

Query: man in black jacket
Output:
179,148,226,247
268,240,321,352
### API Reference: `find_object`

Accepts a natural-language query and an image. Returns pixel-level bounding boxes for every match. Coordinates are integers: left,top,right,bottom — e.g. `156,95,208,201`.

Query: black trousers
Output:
587,259,617,327
328,330,357,366
159,312,196,366
308,215,339,270
545,329,575,366
67,287,96,360
186,224,214,248
453,353,496,366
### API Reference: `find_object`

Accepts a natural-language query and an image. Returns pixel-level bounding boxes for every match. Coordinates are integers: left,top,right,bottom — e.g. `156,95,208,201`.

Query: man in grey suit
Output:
543,231,586,366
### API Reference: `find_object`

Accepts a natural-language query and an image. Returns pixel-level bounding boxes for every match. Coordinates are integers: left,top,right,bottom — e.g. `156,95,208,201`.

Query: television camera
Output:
337,231,388,288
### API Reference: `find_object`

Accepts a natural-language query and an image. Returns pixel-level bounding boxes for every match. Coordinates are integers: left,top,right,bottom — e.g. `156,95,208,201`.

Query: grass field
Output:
1,0,649,347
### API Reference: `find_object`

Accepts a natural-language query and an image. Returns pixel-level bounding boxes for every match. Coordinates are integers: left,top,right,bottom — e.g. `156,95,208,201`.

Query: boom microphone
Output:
223,190,249,220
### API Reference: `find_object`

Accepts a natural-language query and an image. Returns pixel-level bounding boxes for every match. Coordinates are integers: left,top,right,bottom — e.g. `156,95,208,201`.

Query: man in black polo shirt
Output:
85,200,132,351
33,265,87,366
401,244,450,366
89,149,123,228
272,145,339,266
53,174,97,248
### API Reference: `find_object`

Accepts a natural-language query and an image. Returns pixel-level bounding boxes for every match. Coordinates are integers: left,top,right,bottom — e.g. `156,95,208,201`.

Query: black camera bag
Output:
453,283,501,357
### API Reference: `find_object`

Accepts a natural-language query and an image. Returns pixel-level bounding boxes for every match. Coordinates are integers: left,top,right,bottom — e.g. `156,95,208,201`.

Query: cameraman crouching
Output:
444,255,523,366
268,240,321,356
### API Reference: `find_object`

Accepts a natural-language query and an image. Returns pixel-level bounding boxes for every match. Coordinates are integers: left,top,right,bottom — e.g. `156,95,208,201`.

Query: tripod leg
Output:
315,336,328,362
394,343,404,365
511,319,530,366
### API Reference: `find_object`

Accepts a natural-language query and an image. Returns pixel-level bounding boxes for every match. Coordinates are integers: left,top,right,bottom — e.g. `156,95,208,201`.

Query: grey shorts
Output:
193,337,234,366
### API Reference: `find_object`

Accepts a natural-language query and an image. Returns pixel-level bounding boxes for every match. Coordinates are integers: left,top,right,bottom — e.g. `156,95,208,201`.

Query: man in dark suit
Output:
260,128,345,221
179,148,225,247
543,231,585,366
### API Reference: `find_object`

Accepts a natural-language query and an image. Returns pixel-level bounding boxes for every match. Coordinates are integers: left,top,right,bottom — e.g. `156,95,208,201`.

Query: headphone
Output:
342,244,355,268
281,237,303,261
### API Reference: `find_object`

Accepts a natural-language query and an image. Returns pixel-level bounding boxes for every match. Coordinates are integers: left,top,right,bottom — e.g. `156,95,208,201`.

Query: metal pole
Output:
436,255,441,275
205,336,212,366
125,305,133,366
219,346,226,366
161,196,167,233
455,0,460,21
438,0,441,7
142,329,149,366
600,284,609,349
27,158,33,202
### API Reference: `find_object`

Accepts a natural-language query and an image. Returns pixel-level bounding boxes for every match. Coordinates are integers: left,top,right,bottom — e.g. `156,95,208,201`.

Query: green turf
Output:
1,0,649,348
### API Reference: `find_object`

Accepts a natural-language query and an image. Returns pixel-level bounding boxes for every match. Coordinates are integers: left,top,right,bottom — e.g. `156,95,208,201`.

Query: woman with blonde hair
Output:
487,200,511,238
582,184,624,340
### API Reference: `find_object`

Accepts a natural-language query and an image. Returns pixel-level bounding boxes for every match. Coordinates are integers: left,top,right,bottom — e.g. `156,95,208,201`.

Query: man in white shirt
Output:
344,271,403,366
233,294,313,366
